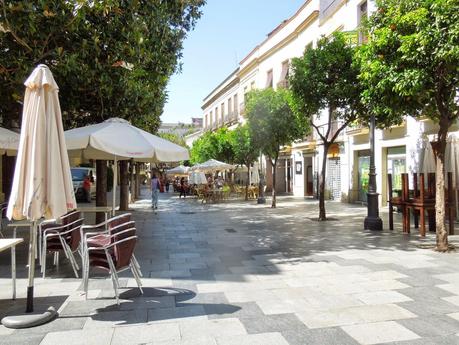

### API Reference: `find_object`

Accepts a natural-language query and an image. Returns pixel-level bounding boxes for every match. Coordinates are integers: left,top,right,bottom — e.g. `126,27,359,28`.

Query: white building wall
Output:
201,0,453,207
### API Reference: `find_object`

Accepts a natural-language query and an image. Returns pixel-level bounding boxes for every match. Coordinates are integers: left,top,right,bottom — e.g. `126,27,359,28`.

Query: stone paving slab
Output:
342,321,421,344
1,192,459,344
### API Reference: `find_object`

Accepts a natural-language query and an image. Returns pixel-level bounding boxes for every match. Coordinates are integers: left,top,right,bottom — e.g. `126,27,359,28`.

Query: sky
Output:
161,0,306,124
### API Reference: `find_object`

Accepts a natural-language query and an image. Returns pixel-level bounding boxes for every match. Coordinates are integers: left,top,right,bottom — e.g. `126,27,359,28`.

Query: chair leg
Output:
131,264,143,295
42,250,47,279
38,230,42,265
84,262,89,299
131,255,143,277
110,271,120,305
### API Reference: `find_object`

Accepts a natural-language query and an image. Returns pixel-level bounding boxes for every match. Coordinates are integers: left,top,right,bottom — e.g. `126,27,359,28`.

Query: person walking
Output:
151,173,160,209
179,177,187,198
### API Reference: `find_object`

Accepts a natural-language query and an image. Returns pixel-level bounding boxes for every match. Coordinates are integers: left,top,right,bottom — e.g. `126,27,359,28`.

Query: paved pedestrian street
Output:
1,192,459,344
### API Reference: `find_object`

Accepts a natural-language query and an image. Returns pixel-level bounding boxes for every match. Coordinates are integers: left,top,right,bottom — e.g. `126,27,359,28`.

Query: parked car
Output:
71,167,96,202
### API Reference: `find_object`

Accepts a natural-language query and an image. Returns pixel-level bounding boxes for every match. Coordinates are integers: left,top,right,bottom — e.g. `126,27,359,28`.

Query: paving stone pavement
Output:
1,190,459,344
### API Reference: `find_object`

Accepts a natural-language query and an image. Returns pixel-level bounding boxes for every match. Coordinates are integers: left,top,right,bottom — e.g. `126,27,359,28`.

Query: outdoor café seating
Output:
82,217,143,304
38,209,81,266
388,172,455,236
80,213,143,299
41,218,84,278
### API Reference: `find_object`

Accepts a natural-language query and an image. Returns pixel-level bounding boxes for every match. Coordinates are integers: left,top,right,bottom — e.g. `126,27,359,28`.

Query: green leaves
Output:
246,88,303,161
190,127,236,165
0,0,205,132
359,0,459,124
290,32,363,127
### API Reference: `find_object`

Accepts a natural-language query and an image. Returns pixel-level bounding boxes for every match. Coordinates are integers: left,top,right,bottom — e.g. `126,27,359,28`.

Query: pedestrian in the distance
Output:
151,173,160,209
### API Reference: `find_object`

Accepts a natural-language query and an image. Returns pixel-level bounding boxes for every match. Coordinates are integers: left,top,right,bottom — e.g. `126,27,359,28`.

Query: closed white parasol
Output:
3,65,76,327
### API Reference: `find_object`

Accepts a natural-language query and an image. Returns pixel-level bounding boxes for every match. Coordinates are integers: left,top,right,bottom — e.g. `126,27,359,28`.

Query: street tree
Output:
0,0,204,214
158,132,187,148
290,32,362,220
230,124,259,200
190,127,235,165
0,0,205,133
246,88,303,208
190,131,215,164
358,0,459,251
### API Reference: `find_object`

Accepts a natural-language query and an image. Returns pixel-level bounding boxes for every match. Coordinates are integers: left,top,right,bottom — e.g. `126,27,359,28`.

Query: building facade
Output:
200,0,455,206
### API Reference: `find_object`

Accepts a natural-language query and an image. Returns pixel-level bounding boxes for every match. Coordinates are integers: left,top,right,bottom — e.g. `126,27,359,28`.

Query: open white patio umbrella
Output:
3,65,76,328
166,165,189,176
189,171,207,185
192,159,234,173
65,118,189,213
0,127,19,155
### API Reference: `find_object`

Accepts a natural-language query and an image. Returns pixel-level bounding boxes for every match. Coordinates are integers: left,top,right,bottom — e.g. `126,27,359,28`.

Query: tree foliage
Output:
359,0,459,251
290,32,362,220
189,127,235,165
0,0,205,132
246,88,303,208
158,132,187,148
230,124,260,200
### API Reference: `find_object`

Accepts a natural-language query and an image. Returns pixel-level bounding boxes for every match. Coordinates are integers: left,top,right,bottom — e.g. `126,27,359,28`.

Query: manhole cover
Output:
225,228,236,233
180,211,196,215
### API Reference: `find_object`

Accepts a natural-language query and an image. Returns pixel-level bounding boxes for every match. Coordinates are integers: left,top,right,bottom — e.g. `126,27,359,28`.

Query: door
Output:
358,155,370,202
327,157,341,200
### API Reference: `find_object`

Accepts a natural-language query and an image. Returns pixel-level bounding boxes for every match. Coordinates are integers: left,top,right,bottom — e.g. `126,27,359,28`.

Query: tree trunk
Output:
129,159,135,203
271,158,278,208
245,165,250,201
95,160,108,223
135,163,140,199
318,143,329,221
435,121,449,252
119,160,129,211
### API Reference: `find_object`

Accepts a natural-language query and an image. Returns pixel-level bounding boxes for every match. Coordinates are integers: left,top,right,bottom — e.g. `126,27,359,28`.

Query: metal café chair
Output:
41,218,84,278
84,227,143,304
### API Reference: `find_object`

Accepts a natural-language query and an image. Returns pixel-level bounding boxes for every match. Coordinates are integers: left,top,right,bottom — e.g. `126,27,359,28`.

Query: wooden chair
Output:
403,172,455,236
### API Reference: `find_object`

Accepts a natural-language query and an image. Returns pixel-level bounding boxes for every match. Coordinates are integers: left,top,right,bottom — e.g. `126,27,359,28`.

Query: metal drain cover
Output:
225,228,236,233
180,211,196,215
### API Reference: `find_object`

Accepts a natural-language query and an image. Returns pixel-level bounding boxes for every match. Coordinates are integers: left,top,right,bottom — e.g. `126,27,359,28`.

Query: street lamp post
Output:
364,114,383,230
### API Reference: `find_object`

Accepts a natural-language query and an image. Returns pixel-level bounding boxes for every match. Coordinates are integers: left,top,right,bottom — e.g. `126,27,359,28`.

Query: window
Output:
205,114,208,128
280,61,289,81
233,94,238,116
244,86,248,101
358,1,368,44
250,81,255,90
227,98,232,118
305,42,313,51
209,111,213,128
215,107,218,127
221,103,225,123
265,70,273,88
278,61,290,88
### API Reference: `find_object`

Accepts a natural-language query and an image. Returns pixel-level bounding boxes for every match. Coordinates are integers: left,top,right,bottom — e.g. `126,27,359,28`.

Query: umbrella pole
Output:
112,156,117,216
1,220,57,328
26,221,37,313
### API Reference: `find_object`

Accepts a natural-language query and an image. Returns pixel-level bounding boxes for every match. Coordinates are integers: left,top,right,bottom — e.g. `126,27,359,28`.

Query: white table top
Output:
7,221,33,228
77,206,112,212
0,238,24,252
